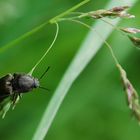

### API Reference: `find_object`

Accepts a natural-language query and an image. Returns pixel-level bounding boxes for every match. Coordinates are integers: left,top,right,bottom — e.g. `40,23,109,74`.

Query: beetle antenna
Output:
39,86,50,91
39,66,50,80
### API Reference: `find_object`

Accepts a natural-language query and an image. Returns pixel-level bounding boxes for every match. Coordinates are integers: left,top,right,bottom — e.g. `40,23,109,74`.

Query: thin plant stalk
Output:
99,17,127,36
29,22,59,75
61,18,120,66
49,0,90,24
0,0,90,54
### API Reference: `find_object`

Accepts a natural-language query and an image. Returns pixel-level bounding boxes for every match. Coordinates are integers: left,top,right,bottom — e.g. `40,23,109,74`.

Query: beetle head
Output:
34,78,40,88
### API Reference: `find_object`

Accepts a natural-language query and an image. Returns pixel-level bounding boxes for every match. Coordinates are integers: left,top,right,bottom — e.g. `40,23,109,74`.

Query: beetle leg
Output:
19,93,22,99
11,93,20,110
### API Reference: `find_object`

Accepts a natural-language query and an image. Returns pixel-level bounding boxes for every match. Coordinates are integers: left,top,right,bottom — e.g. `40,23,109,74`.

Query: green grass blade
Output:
49,0,90,23
33,0,138,140
0,0,89,54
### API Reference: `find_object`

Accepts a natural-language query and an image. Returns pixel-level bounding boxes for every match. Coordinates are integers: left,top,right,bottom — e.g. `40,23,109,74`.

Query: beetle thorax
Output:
12,73,40,93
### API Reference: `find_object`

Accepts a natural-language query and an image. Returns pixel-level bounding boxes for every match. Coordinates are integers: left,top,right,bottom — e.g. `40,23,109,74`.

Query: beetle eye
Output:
34,79,39,88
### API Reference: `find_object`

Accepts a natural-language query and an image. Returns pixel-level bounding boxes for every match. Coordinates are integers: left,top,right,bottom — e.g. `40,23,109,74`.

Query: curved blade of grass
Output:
28,22,59,75
33,0,137,140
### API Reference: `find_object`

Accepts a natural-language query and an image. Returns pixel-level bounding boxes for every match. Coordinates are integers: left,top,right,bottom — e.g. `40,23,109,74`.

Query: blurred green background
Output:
0,0,140,140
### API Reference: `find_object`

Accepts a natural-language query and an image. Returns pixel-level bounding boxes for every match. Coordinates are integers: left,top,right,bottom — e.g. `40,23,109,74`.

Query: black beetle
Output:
0,73,39,101
0,67,50,118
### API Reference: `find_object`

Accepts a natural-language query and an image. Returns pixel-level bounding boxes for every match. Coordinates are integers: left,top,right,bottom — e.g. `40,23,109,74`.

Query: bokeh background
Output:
0,0,140,140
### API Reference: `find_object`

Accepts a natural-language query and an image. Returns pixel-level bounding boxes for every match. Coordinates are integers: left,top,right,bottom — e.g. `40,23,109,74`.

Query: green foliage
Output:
0,0,140,140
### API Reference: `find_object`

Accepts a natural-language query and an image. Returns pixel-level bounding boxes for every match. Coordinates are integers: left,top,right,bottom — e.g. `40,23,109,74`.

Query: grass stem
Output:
0,0,90,54
29,22,59,75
